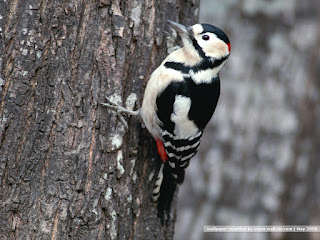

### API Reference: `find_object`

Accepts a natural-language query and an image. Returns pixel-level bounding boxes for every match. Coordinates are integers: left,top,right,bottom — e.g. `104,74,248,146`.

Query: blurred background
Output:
175,1,320,240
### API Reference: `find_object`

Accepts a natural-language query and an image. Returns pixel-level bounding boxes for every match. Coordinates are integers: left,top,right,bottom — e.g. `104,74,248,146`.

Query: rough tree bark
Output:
0,0,199,239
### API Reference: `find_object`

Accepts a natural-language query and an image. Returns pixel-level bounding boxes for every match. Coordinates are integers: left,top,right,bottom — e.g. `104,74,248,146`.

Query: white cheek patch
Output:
170,95,198,138
198,33,229,58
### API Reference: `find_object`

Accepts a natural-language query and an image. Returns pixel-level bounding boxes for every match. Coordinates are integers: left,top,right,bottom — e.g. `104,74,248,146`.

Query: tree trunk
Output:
0,0,199,239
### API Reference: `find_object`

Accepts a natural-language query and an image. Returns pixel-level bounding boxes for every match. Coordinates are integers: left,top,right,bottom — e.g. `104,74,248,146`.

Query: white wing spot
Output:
170,95,198,138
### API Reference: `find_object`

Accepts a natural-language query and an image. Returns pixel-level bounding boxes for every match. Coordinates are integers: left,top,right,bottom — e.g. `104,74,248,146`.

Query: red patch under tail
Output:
155,139,168,163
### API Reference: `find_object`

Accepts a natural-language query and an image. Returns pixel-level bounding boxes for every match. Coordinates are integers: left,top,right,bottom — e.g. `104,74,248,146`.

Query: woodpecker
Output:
102,20,230,224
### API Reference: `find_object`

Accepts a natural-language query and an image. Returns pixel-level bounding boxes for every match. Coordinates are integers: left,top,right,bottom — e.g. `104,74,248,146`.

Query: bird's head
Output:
168,21,231,61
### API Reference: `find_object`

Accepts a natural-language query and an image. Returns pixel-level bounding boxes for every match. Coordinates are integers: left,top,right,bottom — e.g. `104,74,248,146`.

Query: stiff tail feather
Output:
152,163,177,225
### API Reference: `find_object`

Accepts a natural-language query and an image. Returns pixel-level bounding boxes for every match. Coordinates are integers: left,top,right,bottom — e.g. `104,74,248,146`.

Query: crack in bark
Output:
0,58,14,116
15,92,36,163
85,110,97,193
71,1,92,84
50,206,60,240
4,0,20,34
41,96,64,193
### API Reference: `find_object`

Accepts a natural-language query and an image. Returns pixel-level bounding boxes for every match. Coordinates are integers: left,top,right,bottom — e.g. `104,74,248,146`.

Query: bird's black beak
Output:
167,20,189,36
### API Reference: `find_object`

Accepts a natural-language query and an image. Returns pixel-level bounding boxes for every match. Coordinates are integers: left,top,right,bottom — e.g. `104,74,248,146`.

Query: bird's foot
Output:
101,96,139,129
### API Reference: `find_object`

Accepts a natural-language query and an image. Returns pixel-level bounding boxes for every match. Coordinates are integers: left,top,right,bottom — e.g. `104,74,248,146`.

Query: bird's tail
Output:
152,163,177,225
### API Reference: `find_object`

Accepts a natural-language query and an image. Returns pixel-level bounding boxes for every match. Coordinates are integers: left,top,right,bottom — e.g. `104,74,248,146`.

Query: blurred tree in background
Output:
176,1,320,240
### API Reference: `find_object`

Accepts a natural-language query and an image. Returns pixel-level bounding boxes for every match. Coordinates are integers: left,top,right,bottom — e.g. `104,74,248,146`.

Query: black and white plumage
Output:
140,21,231,223
101,20,230,224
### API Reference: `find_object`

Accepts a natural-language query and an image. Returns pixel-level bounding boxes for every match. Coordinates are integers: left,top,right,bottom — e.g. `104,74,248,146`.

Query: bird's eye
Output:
202,35,210,41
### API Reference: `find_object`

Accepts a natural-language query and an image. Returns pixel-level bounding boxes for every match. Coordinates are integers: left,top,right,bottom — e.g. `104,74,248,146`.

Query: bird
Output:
102,20,231,224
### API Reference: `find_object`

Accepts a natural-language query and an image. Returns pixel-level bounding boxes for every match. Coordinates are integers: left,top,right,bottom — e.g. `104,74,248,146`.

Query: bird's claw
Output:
101,96,139,130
